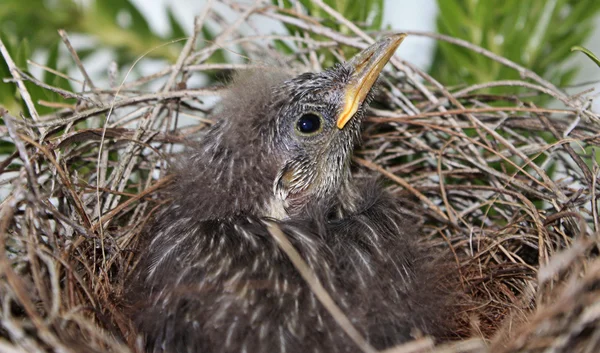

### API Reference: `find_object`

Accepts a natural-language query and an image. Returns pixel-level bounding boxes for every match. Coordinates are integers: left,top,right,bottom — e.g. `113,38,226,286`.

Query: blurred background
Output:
1,0,599,114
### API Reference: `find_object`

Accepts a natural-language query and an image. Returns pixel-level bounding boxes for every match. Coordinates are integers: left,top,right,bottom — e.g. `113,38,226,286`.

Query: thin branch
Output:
0,38,40,122
58,29,96,90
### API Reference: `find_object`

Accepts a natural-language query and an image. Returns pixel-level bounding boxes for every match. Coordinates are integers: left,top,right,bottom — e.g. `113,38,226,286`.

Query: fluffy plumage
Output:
127,37,459,353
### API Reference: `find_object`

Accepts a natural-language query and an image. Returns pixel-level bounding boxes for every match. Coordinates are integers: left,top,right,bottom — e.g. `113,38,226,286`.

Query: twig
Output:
369,106,580,121
188,0,265,65
354,156,451,223
58,29,96,90
2,110,41,199
29,88,223,129
27,59,84,85
0,39,40,122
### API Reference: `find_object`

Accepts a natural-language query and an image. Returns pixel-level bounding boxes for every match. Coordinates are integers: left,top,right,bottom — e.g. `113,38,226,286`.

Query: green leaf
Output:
201,26,227,64
273,39,295,56
0,34,17,107
571,46,600,68
432,0,600,99
15,38,31,68
167,7,187,39
42,41,61,85
436,1,470,39
271,0,386,65
42,41,74,104
94,0,153,39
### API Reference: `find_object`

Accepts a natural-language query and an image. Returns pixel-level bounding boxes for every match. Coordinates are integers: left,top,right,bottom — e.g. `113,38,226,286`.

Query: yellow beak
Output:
336,33,406,129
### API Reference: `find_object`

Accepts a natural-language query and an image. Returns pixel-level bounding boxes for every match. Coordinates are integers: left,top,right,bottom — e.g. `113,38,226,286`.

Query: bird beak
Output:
337,33,407,129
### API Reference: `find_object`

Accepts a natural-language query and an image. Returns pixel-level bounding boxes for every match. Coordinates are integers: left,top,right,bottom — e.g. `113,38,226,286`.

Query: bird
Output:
127,34,460,353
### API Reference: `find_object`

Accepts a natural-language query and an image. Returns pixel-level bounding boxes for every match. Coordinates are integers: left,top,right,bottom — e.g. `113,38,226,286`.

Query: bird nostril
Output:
296,113,323,135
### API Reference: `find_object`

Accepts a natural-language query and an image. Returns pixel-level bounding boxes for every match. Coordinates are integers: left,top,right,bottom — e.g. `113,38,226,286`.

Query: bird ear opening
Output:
274,162,294,201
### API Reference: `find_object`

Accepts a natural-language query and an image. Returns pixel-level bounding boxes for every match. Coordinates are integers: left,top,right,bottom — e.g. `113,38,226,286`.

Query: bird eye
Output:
296,113,323,135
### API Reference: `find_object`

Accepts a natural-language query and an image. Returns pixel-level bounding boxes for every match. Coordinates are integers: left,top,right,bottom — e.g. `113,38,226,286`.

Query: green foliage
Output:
80,0,181,63
0,0,197,116
0,34,18,113
0,0,238,118
572,46,600,68
1,0,187,64
272,0,384,65
431,0,600,93
3,0,599,117
280,0,384,33
0,0,83,50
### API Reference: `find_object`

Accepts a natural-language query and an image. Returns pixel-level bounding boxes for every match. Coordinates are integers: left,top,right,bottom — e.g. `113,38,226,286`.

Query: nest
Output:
1,2,599,352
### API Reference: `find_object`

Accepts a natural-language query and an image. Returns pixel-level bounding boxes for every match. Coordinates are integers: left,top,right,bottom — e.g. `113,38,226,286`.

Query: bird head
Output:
181,34,405,220
269,34,406,216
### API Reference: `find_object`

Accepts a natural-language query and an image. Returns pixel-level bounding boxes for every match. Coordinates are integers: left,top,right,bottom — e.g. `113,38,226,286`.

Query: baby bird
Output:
128,34,458,353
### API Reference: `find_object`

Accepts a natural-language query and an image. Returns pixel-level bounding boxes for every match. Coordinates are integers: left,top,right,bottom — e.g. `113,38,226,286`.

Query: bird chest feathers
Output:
127,34,461,353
